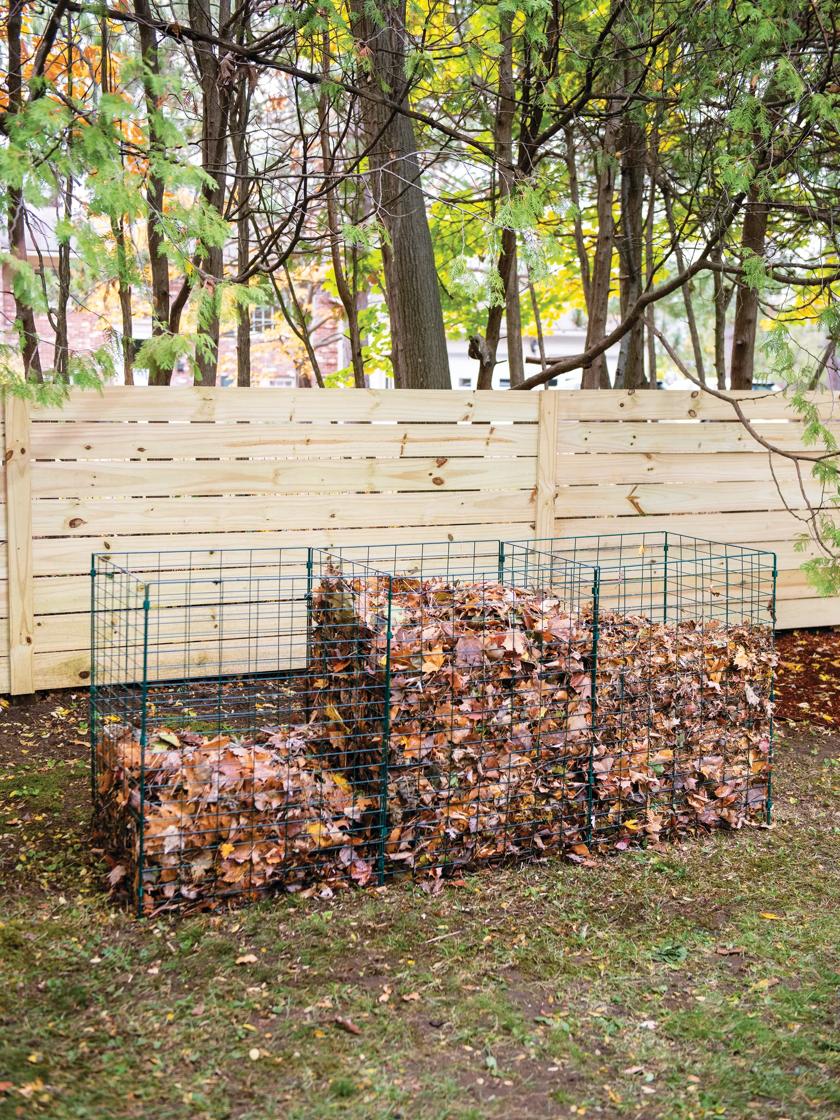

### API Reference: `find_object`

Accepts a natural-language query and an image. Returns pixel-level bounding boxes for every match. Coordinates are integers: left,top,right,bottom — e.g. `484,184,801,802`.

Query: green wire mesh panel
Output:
91,547,390,914
312,543,599,882
505,533,777,851
90,533,776,915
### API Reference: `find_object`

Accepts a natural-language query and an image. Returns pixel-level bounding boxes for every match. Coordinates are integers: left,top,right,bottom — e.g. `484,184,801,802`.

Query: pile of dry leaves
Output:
312,576,595,871
95,722,378,913
590,613,774,848
313,575,774,867
94,574,774,912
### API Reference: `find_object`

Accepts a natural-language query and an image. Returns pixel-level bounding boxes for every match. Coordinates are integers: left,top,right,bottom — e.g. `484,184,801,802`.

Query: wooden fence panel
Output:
24,388,540,691
552,390,835,626
0,385,836,693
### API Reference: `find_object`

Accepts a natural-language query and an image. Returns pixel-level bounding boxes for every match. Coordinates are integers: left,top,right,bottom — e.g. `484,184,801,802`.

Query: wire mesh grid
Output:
506,533,777,850
311,543,600,882
91,533,776,914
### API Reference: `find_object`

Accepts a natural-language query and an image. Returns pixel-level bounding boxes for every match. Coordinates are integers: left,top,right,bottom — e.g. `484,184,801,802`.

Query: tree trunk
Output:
711,245,728,389
730,191,769,389
644,133,657,388
348,0,450,389
101,16,134,384
661,185,706,385
232,78,251,387
582,120,618,389
527,268,547,373
188,0,232,388
319,44,366,388
54,171,73,381
498,12,523,387
613,93,646,390
6,0,42,382
275,268,325,388
135,0,172,386
473,12,524,390
563,128,592,309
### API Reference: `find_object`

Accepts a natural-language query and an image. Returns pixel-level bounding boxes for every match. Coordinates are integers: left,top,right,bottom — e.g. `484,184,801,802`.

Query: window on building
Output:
499,377,511,388
457,377,472,388
250,305,276,334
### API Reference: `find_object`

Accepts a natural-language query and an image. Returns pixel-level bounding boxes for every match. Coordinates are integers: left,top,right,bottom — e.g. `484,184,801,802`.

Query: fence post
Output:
534,389,559,541
3,396,35,695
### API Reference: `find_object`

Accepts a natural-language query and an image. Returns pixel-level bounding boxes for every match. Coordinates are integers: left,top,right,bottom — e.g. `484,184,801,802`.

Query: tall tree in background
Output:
347,0,450,389
0,0,837,393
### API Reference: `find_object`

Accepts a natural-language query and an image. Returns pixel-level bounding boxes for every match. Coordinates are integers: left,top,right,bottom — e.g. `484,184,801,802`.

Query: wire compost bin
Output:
91,534,776,915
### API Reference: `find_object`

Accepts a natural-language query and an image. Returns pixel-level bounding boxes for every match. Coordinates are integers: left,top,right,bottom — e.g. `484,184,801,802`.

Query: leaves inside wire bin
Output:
312,575,775,870
93,573,775,913
94,721,378,913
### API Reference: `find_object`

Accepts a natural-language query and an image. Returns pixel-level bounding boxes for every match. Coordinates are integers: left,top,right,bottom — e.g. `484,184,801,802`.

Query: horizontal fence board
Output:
558,419,835,455
33,387,540,424
777,597,840,629
549,389,840,421
39,645,307,690
31,524,526,579
554,477,826,519
558,452,824,486
31,456,534,499
550,509,808,544
33,421,538,461
50,608,311,654
32,490,536,537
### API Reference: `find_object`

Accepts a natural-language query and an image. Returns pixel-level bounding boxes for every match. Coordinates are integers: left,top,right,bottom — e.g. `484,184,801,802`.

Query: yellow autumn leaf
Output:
759,912,783,920
219,842,235,858
324,703,346,726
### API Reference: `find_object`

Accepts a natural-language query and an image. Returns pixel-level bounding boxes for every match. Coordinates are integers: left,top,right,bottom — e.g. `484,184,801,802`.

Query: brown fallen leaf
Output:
333,1015,362,1036
107,864,127,887
235,953,258,965
401,991,421,1003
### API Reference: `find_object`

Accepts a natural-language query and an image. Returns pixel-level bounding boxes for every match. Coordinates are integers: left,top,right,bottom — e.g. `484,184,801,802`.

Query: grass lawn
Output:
0,688,838,1120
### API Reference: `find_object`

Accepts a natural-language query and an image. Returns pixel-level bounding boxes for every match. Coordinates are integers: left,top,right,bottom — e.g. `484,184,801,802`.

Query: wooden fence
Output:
1,386,836,694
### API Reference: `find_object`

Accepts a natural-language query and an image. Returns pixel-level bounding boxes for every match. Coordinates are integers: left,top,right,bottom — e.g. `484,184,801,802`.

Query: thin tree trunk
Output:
661,186,706,385
6,0,43,382
275,268,325,388
54,172,73,381
100,16,134,384
711,245,728,389
188,0,232,387
348,0,450,389
644,132,657,388
498,12,523,387
135,0,172,385
231,73,251,387
582,119,618,389
563,127,592,309
527,269,547,373
730,191,769,389
319,39,365,388
614,90,646,390
473,12,523,390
